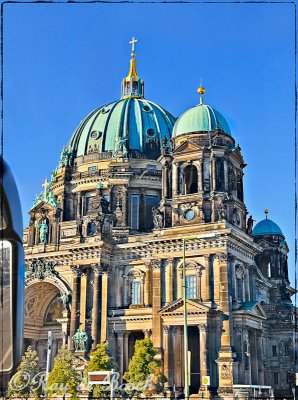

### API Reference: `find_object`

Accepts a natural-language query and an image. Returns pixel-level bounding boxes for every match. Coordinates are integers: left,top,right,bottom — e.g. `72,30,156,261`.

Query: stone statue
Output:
152,207,163,229
59,145,72,168
38,219,48,244
50,169,58,183
72,328,88,351
218,202,227,220
60,292,71,310
246,215,255,235
77,218,83,237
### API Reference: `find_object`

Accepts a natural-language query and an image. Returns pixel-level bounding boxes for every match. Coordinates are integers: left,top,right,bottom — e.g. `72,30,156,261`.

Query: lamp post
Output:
182,233,218,400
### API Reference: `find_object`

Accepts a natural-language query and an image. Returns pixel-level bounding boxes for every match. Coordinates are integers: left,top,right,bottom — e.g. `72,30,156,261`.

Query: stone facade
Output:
23,52,296,399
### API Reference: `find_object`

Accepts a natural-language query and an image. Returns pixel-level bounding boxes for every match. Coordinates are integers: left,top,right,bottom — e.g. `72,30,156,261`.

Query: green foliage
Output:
87,342,118,399
46,347,81,400
123,337,166,396
88,342,117,373
7,346,42,399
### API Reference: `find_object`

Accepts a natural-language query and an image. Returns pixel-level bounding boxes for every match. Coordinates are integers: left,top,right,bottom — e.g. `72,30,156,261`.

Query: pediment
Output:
30,201,56,214
257,239,272,249
159,298,211,315
237,301,267,319
173,140,202,155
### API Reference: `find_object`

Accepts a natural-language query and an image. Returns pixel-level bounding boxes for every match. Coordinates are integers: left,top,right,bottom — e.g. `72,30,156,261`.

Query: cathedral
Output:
23,39,296,399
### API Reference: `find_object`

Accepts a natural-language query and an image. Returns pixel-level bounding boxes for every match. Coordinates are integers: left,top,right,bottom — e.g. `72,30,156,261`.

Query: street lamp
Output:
182,233,218,400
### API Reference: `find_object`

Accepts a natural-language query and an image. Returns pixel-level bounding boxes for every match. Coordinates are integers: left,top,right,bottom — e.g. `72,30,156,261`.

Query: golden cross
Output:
129,37,138,53
42,178,50,200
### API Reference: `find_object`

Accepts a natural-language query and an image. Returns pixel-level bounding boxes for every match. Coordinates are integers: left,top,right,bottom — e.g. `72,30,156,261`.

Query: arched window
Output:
183,165,198,194
259,256,271,278
235,265,245,301
127,270,145,307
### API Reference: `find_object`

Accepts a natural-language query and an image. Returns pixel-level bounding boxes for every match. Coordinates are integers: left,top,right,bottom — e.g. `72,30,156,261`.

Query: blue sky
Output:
3,2,295,284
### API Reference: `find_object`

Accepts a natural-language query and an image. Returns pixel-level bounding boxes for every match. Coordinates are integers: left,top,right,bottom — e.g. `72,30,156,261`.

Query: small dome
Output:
253,219,284,238
68,98,176,159
172,104,231,138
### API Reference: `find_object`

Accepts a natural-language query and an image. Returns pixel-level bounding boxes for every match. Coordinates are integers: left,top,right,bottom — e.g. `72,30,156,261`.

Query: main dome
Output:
68,98,176,158
67,49,176,160
172,103,231,138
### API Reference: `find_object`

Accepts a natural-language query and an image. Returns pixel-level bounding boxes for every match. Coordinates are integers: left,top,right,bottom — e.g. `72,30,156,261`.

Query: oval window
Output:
184,209,195,221
90,131,102,140
143,105,151,112
146,128,156,137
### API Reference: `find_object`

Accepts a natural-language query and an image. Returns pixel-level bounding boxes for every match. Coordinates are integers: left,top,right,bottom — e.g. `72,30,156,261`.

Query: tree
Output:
46,347,82,400
7,346,42,399
87,342,118,399
123,337,166,397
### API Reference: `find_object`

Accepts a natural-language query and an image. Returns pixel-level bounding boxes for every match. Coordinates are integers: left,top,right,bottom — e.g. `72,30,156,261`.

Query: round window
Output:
143,105,151,111
184,209,195,221
146,128,156,137
101,108,110,114
90,131,102,140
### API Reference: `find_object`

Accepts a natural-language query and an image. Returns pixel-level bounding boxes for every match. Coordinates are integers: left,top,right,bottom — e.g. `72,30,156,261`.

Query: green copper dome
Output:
172,104,231,137
68,98,176,159
253,218,284,238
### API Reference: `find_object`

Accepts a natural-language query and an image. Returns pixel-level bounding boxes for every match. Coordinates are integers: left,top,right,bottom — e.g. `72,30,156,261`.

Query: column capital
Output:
146,259,161,270
198,323,207,333
71,265,82,277
162,325,170,334
215,253,228,263
143,329,152,338
203,254,212,262
91,263,102,274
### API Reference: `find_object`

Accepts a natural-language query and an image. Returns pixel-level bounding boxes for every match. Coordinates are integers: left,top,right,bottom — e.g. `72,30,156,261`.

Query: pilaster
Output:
151,259,162,351
70,266,82,350
91,264,101,350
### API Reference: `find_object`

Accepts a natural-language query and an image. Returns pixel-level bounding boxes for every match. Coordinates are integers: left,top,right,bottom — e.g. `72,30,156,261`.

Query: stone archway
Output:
24,280,69,369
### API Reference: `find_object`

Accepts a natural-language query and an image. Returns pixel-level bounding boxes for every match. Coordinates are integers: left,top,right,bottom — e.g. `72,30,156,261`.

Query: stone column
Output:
165,259,174,304
177,265,183,299
211,156,216,192
215,253,235,397
79,269,88,330
243,328,252,385
101,267,109,343
257,332,264,385
144,262,152,307
122,185,128,226
117,331,125,378
76,192,81,219
199,157,204,192
70,266,82,349
244,264,250,301
124,332,129,373
91,264,101,350
224,159,228,191
162,165,167,198
152,260,162,350
163,325,173,393
204,255,211,301
198,324,209,393
172,162,178,196
173,326,183,394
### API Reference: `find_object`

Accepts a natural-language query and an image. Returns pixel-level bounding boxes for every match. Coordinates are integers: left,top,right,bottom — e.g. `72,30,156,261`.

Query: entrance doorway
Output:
188,326,200,394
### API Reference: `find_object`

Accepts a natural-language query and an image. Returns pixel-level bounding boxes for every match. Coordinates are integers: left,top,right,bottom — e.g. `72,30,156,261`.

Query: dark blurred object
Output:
0,157,24,393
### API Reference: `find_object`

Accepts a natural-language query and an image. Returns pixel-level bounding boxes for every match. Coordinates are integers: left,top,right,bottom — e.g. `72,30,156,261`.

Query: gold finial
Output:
129,36,138,58
197,81,205,105
42,178,50,200
264,208,269,219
